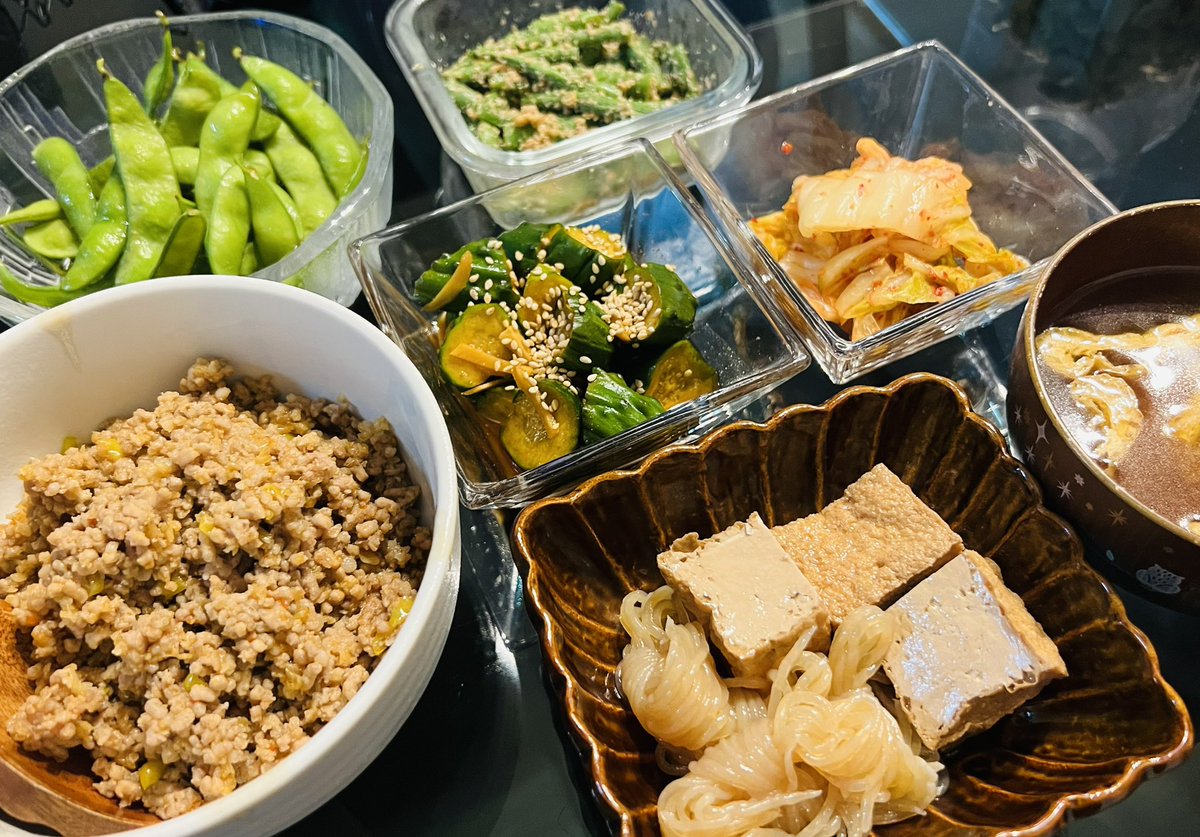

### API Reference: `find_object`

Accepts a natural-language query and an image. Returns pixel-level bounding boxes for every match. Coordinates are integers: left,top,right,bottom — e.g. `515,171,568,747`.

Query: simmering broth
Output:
1036,268,1200,536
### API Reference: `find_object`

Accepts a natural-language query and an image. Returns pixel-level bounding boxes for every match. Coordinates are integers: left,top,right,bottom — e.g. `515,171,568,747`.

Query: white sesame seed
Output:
483,293,492,303
587,373,597,382
684,369,694,377
487,239,502,249
537,249,547,260
484,279,494,290
515,251,524,261
554,262,565,271
580,355,592,364
485,256,495,265
597,254,606,266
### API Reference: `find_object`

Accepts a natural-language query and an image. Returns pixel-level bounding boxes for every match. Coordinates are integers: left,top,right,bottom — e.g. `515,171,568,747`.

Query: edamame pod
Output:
243,149,275,182
195,84,258,219
240,241,259,275
240,80,281,142
154,210,206,278
0,261,109,307
170,145,199,185
63,176,127,291
0,199,62,226
204,165,249,275
32,137,96,238
239,52,361,197
244,166,299,267
101,60,183,284
267,179,305,239
62,220,125,291
262,121,336,233
88,156,116,195
142,12,175,115
158,57,223,147
23,218,78,260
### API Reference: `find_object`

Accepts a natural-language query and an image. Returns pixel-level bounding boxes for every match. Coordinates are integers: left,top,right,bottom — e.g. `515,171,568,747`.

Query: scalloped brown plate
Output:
512,373,1193,837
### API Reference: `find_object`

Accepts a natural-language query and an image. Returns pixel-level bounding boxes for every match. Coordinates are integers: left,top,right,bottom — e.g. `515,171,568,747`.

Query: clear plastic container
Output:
350,139,810,509
384,0,761,194
0,12,394,325
676,41,1117,383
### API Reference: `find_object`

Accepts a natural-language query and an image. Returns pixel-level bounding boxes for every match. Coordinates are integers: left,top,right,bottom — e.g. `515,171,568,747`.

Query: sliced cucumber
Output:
501,378,581,469
582,370,664,441
499,221,552,278
645,340,718,409
414,239,518,313
543,225,627,291
607,262,697,347
519,265,613,371
439,303,512,389
473,387,516,424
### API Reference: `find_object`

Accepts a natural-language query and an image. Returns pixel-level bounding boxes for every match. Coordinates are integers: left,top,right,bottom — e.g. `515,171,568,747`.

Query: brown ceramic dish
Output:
513,373,1193,837
1008,200,1200,613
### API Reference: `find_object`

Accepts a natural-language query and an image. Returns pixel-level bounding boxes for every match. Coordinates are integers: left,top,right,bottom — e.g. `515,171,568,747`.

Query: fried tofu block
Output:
883,550,1068,751
658,512,831,677
772,463,962,623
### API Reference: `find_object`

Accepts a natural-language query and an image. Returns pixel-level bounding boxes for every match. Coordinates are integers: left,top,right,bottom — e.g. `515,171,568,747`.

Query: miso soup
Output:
1035,268,1200,537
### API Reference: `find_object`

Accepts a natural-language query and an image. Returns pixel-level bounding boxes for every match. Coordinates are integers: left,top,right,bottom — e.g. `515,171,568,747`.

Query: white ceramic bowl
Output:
0,277,460,836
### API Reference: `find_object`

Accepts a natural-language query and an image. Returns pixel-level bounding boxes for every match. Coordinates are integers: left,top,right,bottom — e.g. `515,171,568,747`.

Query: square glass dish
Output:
0,11,394,325
384,0,761,194
676,40,1116,383
350,139,810,508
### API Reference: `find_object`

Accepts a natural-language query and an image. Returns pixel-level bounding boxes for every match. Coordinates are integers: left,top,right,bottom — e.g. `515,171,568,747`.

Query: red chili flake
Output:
780,140,794,155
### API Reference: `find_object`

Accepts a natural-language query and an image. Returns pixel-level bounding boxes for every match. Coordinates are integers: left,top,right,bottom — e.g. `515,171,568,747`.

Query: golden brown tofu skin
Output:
883,550,1068,752
772,463,962,624
658,512,831,677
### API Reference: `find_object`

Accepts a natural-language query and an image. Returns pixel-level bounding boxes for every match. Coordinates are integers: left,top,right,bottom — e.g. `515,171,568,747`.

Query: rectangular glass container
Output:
385,0,761,194
350,139,810,508
676,41,1116,383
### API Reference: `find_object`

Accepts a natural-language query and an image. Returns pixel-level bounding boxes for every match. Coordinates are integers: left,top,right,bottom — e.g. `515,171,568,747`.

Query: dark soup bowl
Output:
1008,200,1200,612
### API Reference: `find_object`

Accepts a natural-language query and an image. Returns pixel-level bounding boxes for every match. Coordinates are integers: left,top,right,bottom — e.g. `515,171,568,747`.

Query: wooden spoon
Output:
0,604,159,835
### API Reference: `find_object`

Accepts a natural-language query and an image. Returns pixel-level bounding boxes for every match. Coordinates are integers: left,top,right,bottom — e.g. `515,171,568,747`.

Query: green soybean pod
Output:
88,156,116,195
194,84,258,220
268,180,304,240
32,137,96,238
23,218,79,260
0,199,62,226
205,165,249,275
101,60,183,285
154,209,206,278
244,166,299,267
240,80,281,142
170,145,199,185
142,11,175,115
239,241,259,275
243,149,275,182
262,121,336,233
62,176,127,291
238,52,361,197
158,57,223,148
0,261,108,307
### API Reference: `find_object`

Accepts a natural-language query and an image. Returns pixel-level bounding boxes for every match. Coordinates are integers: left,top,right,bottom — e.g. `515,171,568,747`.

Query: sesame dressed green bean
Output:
442,1,703,151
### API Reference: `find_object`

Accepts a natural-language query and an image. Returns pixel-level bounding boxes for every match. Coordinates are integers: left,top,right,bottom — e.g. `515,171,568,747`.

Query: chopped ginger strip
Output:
423,251,473,312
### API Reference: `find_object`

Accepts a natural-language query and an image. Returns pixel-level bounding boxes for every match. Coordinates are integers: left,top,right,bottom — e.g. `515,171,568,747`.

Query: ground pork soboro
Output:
0,359,431,819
